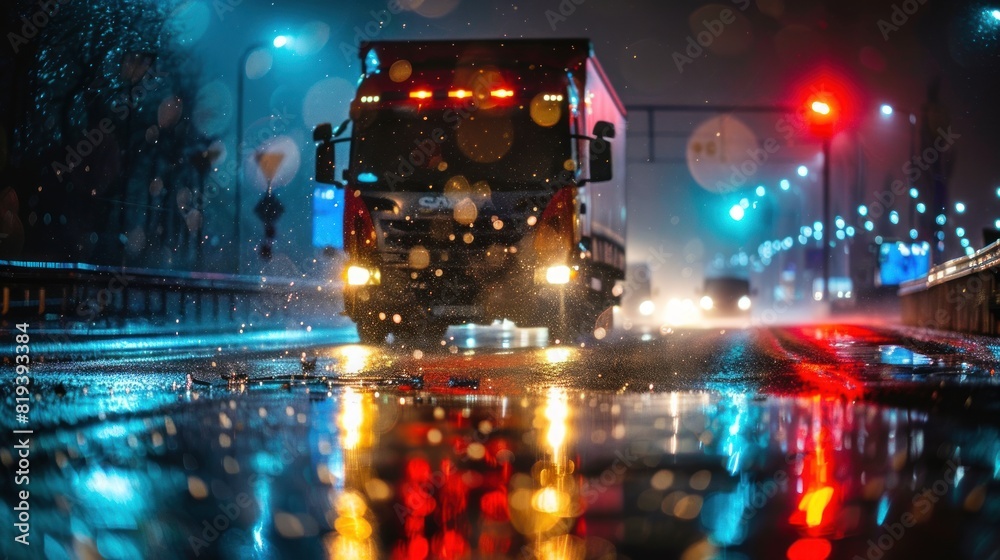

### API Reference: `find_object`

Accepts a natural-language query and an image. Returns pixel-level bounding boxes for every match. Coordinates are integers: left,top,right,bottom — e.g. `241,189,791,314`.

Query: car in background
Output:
699,276,752,316
813,276,855,309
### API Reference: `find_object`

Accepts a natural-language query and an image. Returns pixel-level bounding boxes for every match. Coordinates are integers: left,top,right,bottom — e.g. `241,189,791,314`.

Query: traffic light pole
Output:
822,137,831,303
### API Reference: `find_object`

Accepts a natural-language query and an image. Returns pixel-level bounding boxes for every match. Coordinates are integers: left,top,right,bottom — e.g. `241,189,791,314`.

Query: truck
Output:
313,39,626,344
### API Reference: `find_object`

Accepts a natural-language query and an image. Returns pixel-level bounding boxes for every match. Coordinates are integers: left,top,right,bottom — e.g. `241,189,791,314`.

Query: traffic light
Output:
805,90,840,138
793,68,863,139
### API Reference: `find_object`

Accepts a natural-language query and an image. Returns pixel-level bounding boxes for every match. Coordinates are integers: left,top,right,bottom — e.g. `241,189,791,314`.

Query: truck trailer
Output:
313,39,626,343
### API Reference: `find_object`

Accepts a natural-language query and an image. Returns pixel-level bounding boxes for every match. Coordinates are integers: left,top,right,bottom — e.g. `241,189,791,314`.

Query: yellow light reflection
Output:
327,392,380,559
798,486,834,528
336,345,374,375
339,388,365,450
544,388,570,457
510,388,585,560
789,395,844,535
544,347,573,364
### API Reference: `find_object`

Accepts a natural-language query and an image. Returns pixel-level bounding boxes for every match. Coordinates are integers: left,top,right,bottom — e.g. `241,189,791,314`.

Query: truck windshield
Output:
349,105,571,191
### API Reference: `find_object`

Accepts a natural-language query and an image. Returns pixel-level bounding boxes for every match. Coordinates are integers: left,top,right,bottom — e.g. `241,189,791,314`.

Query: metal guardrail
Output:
0,260,343,327
898,242,1000,334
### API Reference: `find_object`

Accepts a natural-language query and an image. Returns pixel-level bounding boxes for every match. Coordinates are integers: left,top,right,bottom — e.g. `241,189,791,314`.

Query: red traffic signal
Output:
792,67,863,139
805,91,840,138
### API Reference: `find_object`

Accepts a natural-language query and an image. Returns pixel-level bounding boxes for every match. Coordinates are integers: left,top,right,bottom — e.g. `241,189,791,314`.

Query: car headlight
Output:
638,300,655,316
738,295,752,311
545,265,572,285
346,265,376,286
699,295,714,310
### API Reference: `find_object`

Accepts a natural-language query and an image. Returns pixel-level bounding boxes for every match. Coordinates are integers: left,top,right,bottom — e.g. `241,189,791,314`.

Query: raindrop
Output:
176,187,192,209
389,59,412,82
245,49,274,80
453,198,478,225
408,246,431,269
457,116,513,162
427,428,442,444
149,177,164,197
185,209,203,231
158,96,183,128
126,228,146,256
530,93,562,127
444,175,471,201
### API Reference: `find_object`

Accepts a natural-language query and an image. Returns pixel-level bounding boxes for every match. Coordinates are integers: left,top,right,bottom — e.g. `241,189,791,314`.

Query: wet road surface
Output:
4,324,1000,559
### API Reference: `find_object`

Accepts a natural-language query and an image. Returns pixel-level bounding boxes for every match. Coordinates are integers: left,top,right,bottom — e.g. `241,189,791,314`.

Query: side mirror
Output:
313,123,332,142
588,120,614,183
314,120,351,186
592,120,615,139
316,140,336,185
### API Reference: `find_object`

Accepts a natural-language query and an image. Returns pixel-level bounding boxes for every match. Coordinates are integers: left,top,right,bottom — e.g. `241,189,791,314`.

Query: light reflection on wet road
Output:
4,325,1000,559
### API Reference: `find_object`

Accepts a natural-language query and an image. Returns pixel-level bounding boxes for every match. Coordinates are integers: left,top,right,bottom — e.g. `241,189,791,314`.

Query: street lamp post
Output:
234,36,288,274
880,104,919,238
821,137,832,303
806,95,837,303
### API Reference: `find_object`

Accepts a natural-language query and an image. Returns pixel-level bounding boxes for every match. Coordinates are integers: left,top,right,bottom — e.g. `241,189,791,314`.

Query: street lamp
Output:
234,36,290,274
878,103,919,240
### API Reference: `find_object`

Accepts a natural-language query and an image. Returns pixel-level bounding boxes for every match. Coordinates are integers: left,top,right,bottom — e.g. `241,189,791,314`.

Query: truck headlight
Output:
738,295,752,311
346,265,376,286
545,265,572,285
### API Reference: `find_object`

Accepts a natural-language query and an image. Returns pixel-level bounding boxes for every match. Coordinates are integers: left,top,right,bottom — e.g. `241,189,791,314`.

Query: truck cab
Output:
314,40,626,344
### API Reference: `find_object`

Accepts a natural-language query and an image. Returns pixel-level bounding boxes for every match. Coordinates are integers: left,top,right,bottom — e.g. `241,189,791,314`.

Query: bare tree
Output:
5,0,225,270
